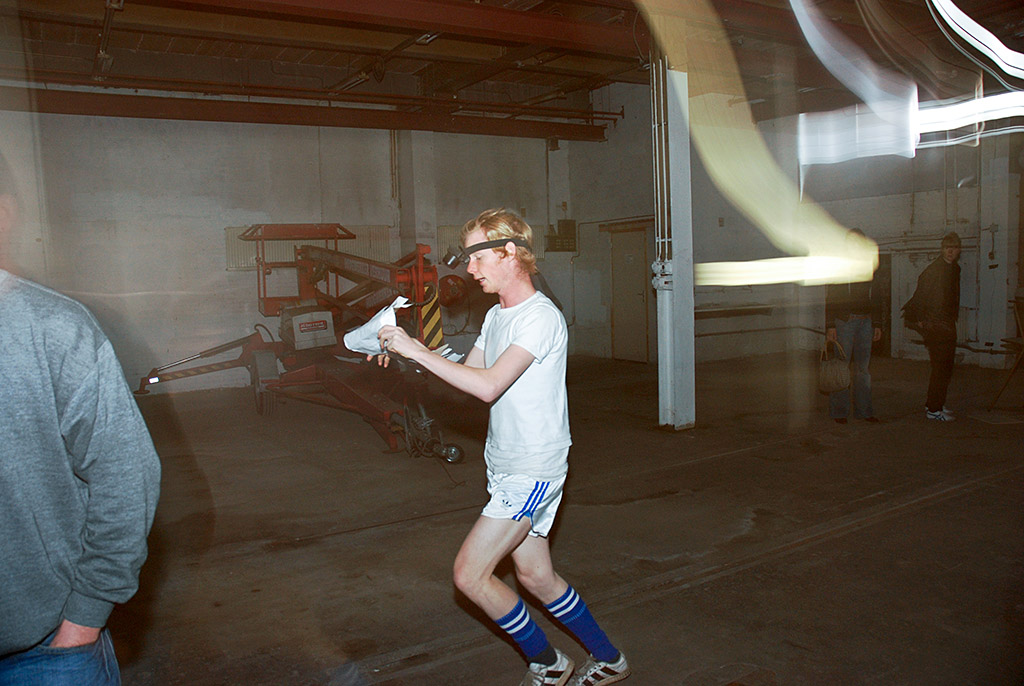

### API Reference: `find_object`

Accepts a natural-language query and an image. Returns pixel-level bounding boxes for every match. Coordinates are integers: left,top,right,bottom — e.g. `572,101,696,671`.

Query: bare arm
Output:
376,325,533,403
463,345,485,369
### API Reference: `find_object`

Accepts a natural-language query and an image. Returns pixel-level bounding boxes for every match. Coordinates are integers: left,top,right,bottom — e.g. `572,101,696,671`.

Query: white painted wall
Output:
807,138,1020,369
566,83,656,358
2,111,398,392
2,83,1018,399
565,84,830,363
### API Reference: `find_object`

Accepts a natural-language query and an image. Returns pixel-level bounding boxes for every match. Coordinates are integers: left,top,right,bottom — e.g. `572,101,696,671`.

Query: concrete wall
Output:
1,111,399,391
566,83,656,359
1,86,1018,397
560,84,836,364
804,135,1021,368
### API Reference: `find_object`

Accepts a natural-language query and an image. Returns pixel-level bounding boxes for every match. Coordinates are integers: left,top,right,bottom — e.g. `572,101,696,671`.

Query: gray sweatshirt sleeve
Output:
58,339,161,628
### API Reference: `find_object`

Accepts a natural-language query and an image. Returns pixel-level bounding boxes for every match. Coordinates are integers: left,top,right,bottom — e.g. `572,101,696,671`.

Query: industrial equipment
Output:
135,223,464,463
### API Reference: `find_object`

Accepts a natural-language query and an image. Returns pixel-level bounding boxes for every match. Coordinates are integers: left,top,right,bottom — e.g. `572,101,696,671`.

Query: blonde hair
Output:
461,208,538,275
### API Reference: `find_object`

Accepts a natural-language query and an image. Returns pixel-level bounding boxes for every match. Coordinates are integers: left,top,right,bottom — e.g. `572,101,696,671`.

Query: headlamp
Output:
442,238,531,268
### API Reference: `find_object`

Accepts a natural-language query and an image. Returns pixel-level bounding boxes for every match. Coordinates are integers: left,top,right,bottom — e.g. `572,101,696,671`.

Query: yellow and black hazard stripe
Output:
420,287,444,349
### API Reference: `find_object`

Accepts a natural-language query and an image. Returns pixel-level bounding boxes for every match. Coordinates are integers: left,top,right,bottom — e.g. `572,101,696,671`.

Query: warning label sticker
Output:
299,320,328,333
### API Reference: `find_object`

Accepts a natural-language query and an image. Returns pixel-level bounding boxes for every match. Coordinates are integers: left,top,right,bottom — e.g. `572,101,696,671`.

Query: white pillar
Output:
978,135,1020,368
651,57,695,429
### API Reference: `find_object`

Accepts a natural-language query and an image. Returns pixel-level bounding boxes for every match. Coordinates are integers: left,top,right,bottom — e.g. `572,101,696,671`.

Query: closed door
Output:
611,229,649,362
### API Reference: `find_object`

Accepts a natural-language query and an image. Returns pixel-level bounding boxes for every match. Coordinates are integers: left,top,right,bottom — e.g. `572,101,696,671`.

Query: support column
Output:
396,130,438,256
651,55,695,429
978,135,1020,368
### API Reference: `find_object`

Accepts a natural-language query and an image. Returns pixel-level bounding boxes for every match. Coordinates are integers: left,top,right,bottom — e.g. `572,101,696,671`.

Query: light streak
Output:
928,0,1024,81
793,0,1024,167
635,0,1021,286
637,0,878,286
696,256,878,287
788,0,915,115
916,91,1024,134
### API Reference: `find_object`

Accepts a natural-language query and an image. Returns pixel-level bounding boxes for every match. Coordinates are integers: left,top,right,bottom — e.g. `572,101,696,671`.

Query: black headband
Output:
445,237,531,266
465,237,530,255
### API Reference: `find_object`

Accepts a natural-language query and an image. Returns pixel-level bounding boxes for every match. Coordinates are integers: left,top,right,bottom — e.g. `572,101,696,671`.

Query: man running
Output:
376,208,629,686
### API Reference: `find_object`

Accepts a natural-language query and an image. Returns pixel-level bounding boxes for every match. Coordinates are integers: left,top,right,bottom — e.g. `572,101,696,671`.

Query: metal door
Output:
610,229,649,362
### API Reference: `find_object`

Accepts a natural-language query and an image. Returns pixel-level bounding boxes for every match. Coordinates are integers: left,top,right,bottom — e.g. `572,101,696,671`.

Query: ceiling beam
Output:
0,86,607,141
645,0,874,47
133,0,649,58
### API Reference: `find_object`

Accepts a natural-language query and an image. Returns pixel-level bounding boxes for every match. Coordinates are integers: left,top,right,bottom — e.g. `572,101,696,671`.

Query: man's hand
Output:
51,619,101,648
372,325,429,367
826,327,837,342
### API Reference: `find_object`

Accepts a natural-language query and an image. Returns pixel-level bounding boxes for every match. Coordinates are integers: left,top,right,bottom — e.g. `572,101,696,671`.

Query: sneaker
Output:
520,649,575,686
926,409,954,422
570,653,631,686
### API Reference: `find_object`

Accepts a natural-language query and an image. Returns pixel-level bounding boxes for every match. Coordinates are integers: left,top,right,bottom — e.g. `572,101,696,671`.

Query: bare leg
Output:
453,515,533,618
511,534,568,605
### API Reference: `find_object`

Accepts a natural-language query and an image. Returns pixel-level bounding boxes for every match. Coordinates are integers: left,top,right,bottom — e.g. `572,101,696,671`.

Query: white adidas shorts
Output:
481,469,567,537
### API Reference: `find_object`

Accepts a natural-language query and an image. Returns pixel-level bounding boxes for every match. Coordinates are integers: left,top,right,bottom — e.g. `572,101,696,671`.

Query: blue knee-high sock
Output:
545,586,618,662
496,597,551,662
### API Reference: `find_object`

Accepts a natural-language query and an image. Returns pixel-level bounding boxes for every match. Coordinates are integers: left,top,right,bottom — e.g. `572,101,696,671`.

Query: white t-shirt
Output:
474,291,571,478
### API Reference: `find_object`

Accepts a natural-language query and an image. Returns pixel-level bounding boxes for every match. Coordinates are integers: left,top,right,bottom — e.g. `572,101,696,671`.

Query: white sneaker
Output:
570,652,631,686
520,649,575,686
926,409,954,422
925,406,956,419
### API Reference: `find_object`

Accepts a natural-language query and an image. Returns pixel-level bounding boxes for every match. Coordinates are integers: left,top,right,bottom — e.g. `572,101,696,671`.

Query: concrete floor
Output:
116,352,1024,686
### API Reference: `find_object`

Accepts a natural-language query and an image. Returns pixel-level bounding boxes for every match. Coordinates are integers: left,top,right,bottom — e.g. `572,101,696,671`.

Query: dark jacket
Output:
902,256,961,327
825,271,882,328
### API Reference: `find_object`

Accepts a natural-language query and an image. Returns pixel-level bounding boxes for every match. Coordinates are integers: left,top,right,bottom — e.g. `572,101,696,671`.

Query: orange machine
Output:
135,223,463,463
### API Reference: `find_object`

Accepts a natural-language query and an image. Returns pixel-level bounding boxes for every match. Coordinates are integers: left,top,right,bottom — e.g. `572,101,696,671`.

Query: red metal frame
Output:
239,223,357,317
297,243,438,343
135,224,448,455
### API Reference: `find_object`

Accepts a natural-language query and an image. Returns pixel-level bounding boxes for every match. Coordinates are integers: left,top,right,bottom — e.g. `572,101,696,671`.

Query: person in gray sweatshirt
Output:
0,150,161,685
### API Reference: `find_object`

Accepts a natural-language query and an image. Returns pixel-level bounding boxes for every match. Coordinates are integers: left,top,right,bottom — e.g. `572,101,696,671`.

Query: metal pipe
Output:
0,67,623,123
695,325,822,338
91,0,123,79
129,0,646,58
1,85,607,141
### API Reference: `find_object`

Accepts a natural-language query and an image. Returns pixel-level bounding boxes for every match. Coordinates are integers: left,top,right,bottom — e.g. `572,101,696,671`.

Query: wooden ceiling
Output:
0,0,1021,141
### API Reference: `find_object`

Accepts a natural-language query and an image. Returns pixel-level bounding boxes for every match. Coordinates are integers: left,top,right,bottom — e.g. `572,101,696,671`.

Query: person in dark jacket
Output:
825,229,883,424
902,232,962,421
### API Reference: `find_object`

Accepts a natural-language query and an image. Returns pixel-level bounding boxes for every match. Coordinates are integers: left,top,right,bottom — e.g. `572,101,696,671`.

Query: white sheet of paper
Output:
342,296,410,355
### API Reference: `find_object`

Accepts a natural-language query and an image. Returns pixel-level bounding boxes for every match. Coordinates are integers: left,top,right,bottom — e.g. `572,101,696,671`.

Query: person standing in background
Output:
902,231,962,421
825,228,883,424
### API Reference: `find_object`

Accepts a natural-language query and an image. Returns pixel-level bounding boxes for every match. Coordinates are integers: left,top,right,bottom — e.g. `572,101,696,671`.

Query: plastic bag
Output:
818,340,851,394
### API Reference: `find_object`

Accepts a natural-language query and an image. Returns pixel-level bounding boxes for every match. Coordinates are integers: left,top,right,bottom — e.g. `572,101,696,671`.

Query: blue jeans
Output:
829,316,875,419
0,629,120,686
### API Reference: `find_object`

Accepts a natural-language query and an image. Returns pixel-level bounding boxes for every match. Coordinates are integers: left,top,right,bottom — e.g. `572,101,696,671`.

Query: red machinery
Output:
135,223,464,463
